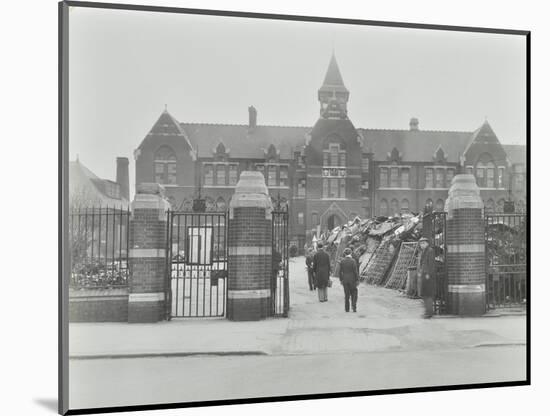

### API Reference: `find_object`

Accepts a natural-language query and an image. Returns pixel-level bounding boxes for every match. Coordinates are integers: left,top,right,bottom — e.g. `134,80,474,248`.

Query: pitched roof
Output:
69,160,129,208
502,144,527,165
180,123,310,159
357,128,473,163
319,53,348,93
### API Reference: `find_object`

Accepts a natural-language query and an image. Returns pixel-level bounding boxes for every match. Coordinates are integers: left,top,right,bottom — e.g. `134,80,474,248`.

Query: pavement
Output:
69,256,527,359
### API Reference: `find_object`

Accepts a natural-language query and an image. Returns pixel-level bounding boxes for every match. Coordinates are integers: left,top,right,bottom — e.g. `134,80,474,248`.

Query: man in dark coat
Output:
417,237,436,318
312,242,331,302
305,248,315,291
339,248,359,312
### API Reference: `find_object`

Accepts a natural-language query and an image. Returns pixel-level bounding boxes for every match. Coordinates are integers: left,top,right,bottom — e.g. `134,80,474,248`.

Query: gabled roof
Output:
147,109,195,153
319,53,348,93
69,160,129,208
357,128,472,163
180,123,310,159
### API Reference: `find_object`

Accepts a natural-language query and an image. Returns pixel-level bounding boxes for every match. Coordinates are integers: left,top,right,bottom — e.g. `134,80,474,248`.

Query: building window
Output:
425,199,433,212
297,178,306,197
446,168,455,187
485,198,495,213
390,199,399,215
323,178,345,199
496,199,505,213
401,199,410,213
297,212,304,225
390,167,399,188
435,168,445,188
279,165,288,186
330,145,339,166
362,155,369,172
154,146,177,184
267,165,277,186
380,199,389,216
329,178,339,198
401,168,410,188
204,164,214,186
216,197,226,211
229,165,238,185
324,143,346,168
216,165,226,186
498,167,505,189
311,213,319,226
486,168,495,188
425,168,433,188
380,168,388,188
340,152,346,167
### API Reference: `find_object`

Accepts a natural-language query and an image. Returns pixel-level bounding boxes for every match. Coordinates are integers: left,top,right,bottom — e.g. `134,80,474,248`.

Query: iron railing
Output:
69,207,130,288
166,210,228,319
272,206,290,317
422,211,447,314
485,213,527,308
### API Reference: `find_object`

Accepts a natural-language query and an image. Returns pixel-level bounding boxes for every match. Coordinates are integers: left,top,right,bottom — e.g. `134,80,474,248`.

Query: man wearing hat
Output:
312,242,331,302
338,247,360,312
417,237,436,318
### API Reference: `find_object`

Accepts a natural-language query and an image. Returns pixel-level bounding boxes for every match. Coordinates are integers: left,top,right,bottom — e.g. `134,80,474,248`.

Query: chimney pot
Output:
248,106,257,129
409,117,419,131
116,157,130,201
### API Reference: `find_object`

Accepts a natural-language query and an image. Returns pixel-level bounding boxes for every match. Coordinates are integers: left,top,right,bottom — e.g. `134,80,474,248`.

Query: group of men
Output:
305,237,436,318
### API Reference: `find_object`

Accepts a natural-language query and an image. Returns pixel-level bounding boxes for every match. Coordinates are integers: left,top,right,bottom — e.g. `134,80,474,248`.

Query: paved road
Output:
69,346,526,410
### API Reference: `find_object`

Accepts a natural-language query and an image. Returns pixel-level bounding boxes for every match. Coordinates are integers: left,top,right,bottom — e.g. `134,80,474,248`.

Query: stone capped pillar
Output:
444,174,486,315
227,171,273,321
128,183,171,323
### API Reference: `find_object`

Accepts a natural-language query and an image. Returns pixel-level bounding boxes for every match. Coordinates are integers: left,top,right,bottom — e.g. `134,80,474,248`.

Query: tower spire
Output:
318,53,349,119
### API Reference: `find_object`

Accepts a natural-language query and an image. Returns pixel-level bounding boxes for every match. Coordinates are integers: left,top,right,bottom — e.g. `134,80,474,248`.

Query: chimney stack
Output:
248,106,257,129
116,157,130,201
409,117,419,131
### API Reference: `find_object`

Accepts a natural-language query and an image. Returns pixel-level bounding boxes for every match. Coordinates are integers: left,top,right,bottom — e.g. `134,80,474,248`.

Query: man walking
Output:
305,248,315,291
339,248,359,312
417,237,436,318
312,242,331,302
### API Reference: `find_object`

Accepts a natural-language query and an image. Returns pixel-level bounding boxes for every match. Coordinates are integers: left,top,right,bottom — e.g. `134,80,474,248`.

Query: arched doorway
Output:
327,214,342,230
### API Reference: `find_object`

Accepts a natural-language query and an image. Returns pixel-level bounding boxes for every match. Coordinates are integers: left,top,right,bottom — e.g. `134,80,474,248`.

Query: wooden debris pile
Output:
311,213,423,295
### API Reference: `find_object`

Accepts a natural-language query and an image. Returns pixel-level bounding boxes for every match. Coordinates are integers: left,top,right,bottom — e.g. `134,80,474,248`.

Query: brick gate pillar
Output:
445,174,486,315
227,171,273,321
128,183,170,323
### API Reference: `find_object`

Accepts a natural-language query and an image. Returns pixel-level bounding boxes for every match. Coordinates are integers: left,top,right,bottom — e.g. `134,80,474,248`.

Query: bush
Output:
289,245,298,257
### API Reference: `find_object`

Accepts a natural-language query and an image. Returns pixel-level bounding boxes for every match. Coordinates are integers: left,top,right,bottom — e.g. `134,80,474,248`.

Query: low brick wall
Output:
69,288,128,322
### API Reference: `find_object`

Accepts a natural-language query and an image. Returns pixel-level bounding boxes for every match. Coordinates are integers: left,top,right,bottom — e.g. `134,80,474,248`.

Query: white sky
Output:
68,6,527,194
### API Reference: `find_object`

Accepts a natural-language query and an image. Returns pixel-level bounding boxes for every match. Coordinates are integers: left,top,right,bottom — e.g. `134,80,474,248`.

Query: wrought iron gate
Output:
485,213,527,309
272,206,289,317
165,210,228,319
423,211,447,314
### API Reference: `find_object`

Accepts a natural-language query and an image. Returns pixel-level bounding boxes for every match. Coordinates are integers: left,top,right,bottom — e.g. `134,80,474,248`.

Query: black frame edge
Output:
59,1,70,415
63,0,530,36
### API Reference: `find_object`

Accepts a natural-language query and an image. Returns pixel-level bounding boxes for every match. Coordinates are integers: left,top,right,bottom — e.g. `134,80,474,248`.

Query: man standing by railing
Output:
417,237,436,318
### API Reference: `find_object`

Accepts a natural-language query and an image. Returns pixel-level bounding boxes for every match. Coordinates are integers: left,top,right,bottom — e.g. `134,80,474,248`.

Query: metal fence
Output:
69,207,130,288
485,213,527,308
423,211,448,314
165,210,228,319
272,206,290,317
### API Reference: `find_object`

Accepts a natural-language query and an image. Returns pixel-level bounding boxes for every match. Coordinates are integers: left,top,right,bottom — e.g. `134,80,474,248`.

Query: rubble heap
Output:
312,213,423,292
